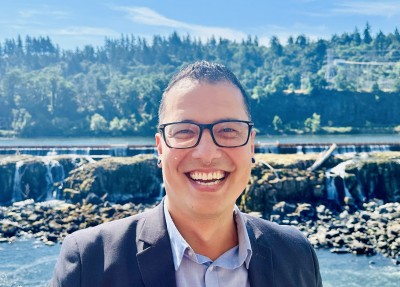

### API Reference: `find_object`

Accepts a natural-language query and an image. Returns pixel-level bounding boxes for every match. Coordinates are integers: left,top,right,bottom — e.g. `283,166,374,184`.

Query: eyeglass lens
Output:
164,121,250,148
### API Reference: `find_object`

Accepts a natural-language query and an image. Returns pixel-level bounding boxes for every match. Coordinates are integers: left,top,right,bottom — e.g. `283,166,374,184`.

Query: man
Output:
50,61,322,287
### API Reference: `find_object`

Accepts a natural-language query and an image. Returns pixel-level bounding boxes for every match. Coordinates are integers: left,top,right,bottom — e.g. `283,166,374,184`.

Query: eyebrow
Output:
179,118,243,124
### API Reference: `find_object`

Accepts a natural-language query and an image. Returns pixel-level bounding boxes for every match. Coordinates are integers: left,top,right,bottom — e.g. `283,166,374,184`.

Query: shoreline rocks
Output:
268,200,400,264
0,199,155,245
1,198,399,264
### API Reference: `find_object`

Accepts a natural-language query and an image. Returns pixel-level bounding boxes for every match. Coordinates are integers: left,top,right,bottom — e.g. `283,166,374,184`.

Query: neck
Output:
167,202,238,261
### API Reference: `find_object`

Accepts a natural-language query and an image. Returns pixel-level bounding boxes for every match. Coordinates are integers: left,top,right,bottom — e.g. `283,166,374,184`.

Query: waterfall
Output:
46,148,57,156
325,172,355,205
343,180,353,199
110,145,128,157
303,145,331,154
12,161,24,203
42,157,66,200
325,174,339,204
339,145,356,154
256,144,279,154
68,147,91,156
326,159,357,204
356,184,366,202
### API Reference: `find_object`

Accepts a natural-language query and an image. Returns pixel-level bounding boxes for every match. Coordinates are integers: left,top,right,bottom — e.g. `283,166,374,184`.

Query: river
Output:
0,239,399,287
0,133,399,146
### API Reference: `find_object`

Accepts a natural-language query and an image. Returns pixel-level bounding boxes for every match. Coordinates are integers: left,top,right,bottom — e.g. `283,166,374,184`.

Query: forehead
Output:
162,79,248,122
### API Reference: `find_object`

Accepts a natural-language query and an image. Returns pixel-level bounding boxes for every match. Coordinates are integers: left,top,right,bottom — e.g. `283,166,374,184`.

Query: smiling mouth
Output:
186,170,227,186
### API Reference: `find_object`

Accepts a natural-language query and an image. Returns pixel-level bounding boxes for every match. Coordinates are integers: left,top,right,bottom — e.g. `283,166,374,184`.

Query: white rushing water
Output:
42,157,65,200
12,161,24,203
325,159,367,203
10,157,70,203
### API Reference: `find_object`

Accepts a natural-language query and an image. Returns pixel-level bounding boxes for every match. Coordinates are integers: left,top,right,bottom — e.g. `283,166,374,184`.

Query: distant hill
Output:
0,24,400,137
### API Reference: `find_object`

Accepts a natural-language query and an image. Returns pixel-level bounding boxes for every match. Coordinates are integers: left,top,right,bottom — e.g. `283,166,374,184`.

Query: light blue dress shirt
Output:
164,202,252,287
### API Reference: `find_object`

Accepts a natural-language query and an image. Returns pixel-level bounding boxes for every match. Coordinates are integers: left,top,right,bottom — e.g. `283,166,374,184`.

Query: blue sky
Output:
1,0,400,49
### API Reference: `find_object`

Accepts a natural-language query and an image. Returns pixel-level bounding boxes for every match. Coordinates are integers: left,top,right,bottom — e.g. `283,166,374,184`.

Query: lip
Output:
184,170,230,192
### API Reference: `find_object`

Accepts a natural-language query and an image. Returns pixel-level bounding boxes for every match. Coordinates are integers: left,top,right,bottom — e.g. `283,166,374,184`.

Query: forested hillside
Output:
0,24,400,137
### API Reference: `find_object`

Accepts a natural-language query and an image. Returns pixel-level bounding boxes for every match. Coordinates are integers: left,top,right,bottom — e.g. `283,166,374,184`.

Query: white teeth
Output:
197,180,222,186
189,171,225,181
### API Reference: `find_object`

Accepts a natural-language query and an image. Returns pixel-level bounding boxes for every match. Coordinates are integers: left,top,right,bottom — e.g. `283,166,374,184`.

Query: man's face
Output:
155,80,255,219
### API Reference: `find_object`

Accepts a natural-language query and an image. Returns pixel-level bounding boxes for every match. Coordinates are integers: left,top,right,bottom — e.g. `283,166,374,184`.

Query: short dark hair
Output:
158,61,251,123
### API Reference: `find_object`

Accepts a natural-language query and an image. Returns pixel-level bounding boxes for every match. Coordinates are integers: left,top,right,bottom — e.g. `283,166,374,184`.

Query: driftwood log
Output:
307,143,337,172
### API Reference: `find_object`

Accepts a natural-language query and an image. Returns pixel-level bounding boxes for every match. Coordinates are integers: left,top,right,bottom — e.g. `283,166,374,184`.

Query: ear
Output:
155,132,163,166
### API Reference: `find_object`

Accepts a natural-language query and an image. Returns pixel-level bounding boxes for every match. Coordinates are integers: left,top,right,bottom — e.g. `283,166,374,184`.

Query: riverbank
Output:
1,133,400,146
0,199,399,264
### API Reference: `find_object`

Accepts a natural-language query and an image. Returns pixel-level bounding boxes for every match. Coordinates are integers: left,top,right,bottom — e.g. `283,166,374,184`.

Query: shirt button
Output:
209,266,215,271
188,250,194,256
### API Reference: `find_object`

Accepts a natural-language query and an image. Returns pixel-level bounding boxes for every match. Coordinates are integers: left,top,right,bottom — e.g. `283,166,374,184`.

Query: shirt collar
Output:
163,200,191,270
234,205,253,269
163,200,253,271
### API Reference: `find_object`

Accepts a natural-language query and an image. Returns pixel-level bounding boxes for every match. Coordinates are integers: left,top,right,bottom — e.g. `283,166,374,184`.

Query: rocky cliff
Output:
239,152,400,217
62,154,162,203
1,152,399,209
0,154,161,205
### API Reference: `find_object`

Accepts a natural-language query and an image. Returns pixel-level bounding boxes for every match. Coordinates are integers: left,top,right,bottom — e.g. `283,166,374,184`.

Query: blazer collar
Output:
136,201,177,287
135,203,275,287
245,216,275,287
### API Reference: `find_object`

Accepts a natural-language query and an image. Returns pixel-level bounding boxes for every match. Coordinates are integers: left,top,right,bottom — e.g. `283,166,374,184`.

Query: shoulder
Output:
242,212,316,260
243,213,306,243
243,213,322,286
63,205,158,251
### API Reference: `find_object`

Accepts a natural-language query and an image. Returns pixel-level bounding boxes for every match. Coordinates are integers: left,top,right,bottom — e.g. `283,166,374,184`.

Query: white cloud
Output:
44,26,119,37
114,6,248,42
19,9,69,19
332,1,400,17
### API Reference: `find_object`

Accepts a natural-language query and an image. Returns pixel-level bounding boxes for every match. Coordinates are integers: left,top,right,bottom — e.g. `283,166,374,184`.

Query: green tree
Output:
363,23,372,44
351,28,361,45
11,108,32,133
90,113,108,134
371,82,380,93
272,115,283,131
270,36,283,56
304,113,321,134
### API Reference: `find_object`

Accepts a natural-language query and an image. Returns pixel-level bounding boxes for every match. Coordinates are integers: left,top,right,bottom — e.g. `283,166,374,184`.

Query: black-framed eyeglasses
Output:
158,120,254,149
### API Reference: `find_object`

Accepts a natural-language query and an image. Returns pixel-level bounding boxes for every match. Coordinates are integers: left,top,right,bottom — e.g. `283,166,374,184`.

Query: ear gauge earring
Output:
157,159,162,165
251,158,256,164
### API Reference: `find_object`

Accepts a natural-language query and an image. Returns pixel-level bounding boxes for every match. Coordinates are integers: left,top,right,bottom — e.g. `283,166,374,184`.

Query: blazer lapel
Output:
136,203,176,287
246,218,275,287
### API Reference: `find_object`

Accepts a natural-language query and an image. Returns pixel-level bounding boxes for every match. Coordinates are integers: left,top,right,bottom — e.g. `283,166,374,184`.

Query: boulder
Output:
63,154,162,203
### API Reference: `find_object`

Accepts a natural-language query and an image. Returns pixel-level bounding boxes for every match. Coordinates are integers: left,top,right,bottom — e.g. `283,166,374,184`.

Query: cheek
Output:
230,148,252,164
162,149,189,171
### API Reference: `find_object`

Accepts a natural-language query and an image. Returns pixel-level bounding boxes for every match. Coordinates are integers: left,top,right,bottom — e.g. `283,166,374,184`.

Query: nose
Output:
191,129,221,164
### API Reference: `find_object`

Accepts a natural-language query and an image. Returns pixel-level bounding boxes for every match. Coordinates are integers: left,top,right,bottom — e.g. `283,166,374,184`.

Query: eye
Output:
167,124,199,139
221,127,237,133
175,129,195,135
215,127,240,138
214,122,248,139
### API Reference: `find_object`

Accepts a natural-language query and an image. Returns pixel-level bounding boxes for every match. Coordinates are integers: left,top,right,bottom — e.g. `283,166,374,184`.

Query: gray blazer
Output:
49,203,322,287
